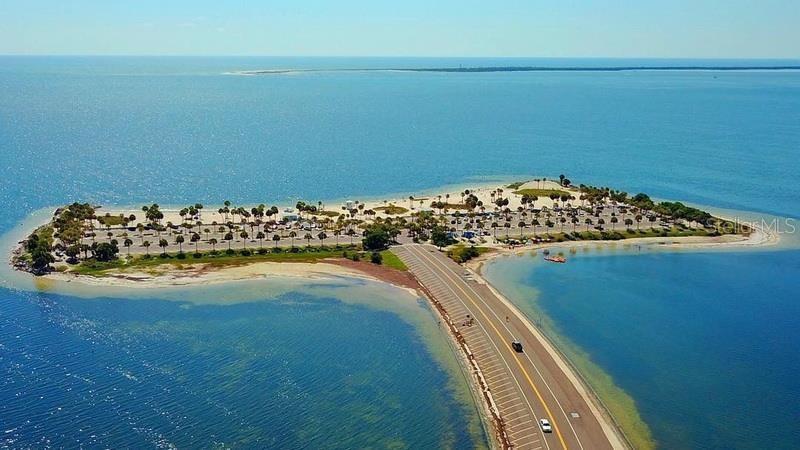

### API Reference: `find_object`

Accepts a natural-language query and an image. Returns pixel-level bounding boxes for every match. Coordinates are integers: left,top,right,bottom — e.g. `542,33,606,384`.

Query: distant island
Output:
236,65,800,76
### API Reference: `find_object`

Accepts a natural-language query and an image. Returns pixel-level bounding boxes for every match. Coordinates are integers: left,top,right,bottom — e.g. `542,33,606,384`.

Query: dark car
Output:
511,340,523,352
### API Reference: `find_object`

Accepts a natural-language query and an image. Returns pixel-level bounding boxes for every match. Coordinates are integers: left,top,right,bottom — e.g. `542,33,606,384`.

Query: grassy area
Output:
512,188,570,198
379,249,407,270
375,205,409,215
446,244,491,263
97,214,127,226
312,210,341,218
435,203,472,211
506,181,526,190
70,245,362,276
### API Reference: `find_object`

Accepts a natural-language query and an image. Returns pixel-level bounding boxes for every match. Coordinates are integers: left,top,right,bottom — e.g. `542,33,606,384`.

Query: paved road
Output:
393,244,623,450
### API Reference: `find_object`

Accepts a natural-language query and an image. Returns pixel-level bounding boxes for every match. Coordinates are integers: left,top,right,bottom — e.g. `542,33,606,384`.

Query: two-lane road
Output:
394,244,624,450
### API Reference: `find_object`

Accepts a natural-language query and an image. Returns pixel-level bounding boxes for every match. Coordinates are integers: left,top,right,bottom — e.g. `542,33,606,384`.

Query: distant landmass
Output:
235,65,800,75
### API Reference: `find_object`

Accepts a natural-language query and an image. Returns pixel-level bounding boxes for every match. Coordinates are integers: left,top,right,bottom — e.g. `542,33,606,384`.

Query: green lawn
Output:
375,205,409,215
512,188,570,198
380,249,407,270
71,245,362,276
97,215,128,226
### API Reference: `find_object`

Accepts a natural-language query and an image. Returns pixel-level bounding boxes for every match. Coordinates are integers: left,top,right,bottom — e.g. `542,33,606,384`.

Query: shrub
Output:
240,249,252,256
176,252,187,260
192,252,203,258
225,249,236,255
370,252,383,264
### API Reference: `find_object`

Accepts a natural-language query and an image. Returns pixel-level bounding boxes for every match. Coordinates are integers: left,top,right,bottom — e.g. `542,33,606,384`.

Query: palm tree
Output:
159,238,168,256
209,238,218,252
175,235,185,253
191,232,201,253
304,232,312,246
256,231,265,248
240,231,249,249
585,218,593,231
317,231,327,246
333,229,341,246
272,234,281,248
346,229,356,245
142,240,151,255
635,214,643,231
137,224,145,243
224,232,233,250
289,230,297,248
123,238,133,256
518,221,526,238
610,216,618,230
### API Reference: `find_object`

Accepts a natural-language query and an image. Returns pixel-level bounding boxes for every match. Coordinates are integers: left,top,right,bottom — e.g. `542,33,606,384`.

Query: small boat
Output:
544,255,566,263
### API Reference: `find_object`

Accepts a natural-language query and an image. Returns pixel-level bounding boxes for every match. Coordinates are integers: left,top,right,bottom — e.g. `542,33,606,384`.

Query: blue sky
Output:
1,0,798,57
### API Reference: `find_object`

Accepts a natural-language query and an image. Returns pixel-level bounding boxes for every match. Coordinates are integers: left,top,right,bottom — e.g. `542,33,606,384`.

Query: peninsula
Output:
10,177,768,450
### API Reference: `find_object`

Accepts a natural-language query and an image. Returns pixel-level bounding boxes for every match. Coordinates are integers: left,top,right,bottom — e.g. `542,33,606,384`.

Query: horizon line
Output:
1,54,799,60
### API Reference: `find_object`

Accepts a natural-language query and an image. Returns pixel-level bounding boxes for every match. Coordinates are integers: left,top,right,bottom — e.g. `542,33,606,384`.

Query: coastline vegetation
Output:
69,244,411,277
446,245,490,263
374,205,409,215
512,188,570,198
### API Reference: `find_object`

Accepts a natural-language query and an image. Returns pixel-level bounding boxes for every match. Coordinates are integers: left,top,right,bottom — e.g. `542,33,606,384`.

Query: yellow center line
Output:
410,245,570,450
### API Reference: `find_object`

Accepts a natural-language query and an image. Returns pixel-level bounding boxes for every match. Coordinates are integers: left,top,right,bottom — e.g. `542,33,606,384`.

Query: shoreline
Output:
3,180,788,450
460,217,779,449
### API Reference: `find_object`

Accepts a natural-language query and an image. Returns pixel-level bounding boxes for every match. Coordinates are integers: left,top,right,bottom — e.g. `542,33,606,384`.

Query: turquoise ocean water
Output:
1,57,799,448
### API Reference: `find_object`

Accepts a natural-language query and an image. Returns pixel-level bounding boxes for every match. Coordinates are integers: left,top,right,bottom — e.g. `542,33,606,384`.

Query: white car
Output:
539,418,552,433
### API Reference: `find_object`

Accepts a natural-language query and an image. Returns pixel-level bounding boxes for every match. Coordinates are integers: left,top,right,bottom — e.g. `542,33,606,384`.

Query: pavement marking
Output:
402,245,549,450
426,246,587,450
407,245,568,450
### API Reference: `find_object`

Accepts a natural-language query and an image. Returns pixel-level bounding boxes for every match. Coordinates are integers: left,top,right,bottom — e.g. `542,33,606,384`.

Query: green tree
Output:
94,242,119,262
430,226,454,249
123,238,133,256
272,234,281,248
209,238,218,252
370,252,383,264
175,235,185,253
143,240,151,255
256,231,265,248
191,232,201,253
362,225,391,251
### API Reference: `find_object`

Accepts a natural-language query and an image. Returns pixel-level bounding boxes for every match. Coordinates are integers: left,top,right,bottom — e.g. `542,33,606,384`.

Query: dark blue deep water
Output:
1,57,799,448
